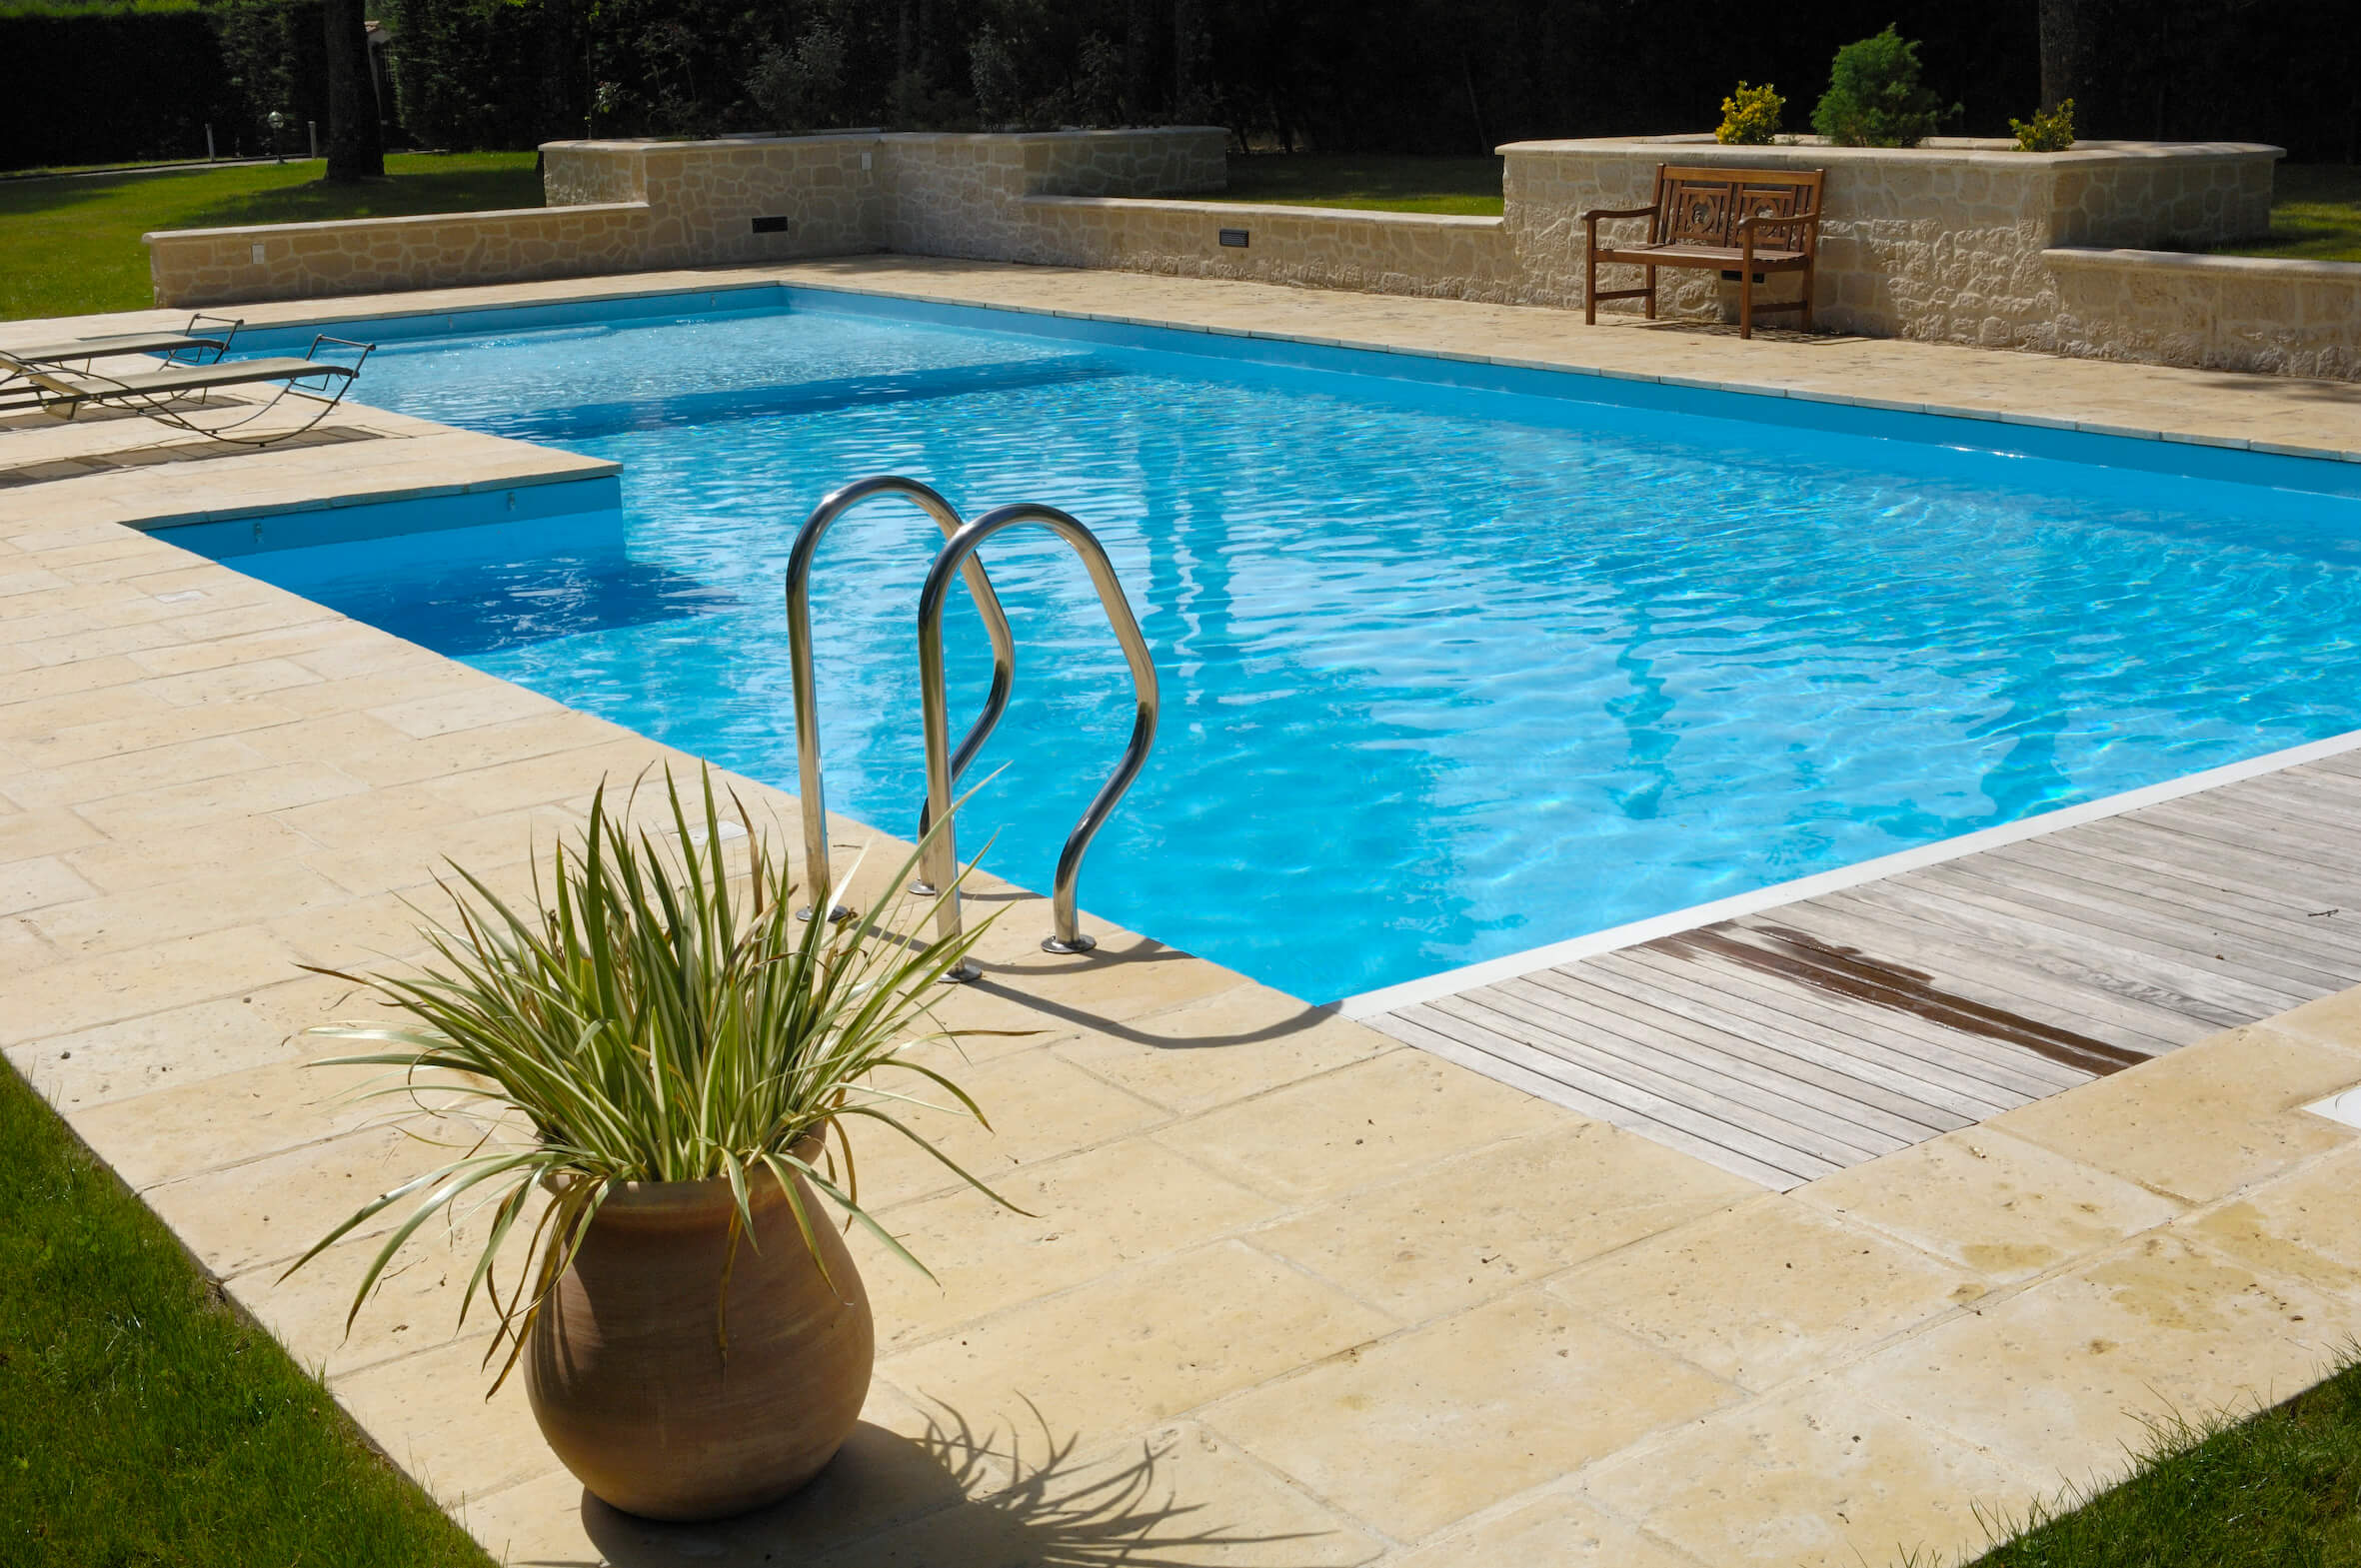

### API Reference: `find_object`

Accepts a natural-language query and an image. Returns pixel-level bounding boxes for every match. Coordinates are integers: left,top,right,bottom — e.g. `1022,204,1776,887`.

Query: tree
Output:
322,0,382,180
2037,0,2078,111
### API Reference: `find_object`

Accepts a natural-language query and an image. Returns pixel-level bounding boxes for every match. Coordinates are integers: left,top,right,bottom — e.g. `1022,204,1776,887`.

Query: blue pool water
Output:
212,290,2361,1002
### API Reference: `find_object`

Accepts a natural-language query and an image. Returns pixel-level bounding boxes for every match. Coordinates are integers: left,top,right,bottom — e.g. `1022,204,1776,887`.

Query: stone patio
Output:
8,259,2361,1567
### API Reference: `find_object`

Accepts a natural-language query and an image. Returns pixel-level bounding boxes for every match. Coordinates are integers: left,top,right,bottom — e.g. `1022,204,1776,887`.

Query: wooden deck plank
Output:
1984,837,2361,965
1751,900,2202,1051
2034,818,2361,922
1432,991,1901,1166
1387,1002,1833,1185
1863,870,2324,1013
2136,796,2361,877
1374,745,2361,1194
1608,943,2085,1097
1489,972,1946,1144
1925,857,2361,991
1520,961,1976,1131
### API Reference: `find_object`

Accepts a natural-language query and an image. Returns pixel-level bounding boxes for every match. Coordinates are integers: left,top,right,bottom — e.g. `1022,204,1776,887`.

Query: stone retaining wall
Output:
2045,247,2361,380
1502,136,2279,344
145,128,1224,308
146,128,2356,380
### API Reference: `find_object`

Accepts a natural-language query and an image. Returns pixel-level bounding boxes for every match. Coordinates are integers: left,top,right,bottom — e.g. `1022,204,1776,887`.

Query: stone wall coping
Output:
542,133,884,153
1501,135,2283,169
142,201,646,245
1022,193,1504,231
538,126,1227,155
2045,245,2361,281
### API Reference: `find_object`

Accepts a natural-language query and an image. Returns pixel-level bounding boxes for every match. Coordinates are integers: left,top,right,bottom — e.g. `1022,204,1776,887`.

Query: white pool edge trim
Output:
1338,725,2361,1019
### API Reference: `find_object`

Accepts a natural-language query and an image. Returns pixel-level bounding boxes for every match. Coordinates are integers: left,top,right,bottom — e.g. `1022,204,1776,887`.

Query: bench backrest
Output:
1650,165,1825,249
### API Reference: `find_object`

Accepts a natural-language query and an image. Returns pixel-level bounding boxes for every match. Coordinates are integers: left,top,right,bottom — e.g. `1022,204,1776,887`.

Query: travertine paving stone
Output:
1205,1287,1735,1541
1250,1121,1755,1323
1389,1490,1703,1568
1549,1197,1987,1392
1155,1045,1569,1204
1581,1378,2048,1568
880,1240,1396,1437
8,262,2361,1564
1839,1231,2361,1491
1994,1024,2361,1203
1797,1126,2189,1284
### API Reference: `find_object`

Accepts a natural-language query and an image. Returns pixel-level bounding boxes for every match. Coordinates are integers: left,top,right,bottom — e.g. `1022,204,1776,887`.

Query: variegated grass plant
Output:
285,767,1013,1390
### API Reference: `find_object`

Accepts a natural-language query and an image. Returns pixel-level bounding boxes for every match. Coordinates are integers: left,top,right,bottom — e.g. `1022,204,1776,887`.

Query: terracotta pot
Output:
524,1147,873,1522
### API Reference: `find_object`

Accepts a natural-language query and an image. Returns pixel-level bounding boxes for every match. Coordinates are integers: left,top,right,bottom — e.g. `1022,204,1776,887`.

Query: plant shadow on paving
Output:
565,1399,1319,1566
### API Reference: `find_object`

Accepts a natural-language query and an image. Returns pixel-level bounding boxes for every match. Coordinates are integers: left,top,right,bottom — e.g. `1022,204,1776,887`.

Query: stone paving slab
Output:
6,260,2361,1566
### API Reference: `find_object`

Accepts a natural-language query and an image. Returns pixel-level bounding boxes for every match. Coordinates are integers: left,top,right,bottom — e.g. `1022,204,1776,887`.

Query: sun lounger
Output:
0,334,373,446
0,314,242,384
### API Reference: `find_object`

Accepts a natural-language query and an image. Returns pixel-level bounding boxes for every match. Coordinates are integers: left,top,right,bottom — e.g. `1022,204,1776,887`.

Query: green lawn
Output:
0,152,542,321
1929,1355,2361,1566
2218,164,2361,263
1199,153,1505,216
0,1061,497,1568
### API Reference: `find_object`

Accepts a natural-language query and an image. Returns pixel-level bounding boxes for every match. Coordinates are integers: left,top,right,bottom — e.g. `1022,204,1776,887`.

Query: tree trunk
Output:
1124,0,1157,120
2037,0,2079,112
323,0,383,181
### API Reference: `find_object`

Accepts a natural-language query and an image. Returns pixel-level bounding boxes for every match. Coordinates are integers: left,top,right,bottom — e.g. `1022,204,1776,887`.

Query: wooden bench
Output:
1583,165,1825,339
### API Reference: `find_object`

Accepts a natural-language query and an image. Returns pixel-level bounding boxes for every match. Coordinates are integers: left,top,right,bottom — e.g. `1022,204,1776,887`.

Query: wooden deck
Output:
1368,749,2361,1189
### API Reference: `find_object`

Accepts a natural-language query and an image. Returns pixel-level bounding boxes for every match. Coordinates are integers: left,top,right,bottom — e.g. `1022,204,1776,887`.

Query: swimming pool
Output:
208,287,2361,1004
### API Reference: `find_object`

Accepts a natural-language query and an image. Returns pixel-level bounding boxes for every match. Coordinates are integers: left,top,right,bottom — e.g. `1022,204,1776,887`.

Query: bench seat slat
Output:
1582,163,1825,338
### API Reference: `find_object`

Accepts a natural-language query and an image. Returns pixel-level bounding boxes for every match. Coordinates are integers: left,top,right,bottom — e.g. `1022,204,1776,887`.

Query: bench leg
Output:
1585,251,1597,326
1801,258,1815,333
1740,267,1753,340
1644,265,1656,321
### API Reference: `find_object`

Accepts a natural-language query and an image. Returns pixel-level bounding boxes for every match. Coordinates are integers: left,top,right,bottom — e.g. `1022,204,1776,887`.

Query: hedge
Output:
0,0,325,172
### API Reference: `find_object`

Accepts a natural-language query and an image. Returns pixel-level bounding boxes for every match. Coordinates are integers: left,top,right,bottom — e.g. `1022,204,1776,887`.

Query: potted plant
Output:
287,768,1011,1522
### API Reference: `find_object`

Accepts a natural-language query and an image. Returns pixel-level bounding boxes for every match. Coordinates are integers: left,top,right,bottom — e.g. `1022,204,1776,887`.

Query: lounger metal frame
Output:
0,334,374,447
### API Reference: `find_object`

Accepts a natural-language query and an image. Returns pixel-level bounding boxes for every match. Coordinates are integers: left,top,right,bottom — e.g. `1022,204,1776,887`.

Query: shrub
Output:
1810,25,1953,148
970,23,1021,129
750,21,848,133
1715,81,1783,145
1073,31,1124,127
2009,97,2076,152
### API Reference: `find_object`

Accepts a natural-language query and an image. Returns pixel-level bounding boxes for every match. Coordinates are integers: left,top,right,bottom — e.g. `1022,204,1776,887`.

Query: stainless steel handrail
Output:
784,475,1016,920
917,503,1159,958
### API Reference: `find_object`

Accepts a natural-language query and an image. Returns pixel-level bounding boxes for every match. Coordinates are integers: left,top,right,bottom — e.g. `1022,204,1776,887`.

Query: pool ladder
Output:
783,476,1160,974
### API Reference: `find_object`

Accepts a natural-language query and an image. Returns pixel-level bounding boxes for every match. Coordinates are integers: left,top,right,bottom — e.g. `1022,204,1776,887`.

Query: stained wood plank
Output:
1374,747,2361,1194
1489,972,1940,1144
1539,953,1983,1128
1856,873,2320,1015
1752,901,2201,1050
1609,943,2084,1097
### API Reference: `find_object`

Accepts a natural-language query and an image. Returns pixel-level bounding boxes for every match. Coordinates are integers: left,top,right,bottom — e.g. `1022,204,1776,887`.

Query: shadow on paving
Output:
532,1402,1324,1566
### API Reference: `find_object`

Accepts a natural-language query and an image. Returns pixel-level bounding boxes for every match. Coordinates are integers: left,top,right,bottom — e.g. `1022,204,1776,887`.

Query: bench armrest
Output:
1582,204,1661,222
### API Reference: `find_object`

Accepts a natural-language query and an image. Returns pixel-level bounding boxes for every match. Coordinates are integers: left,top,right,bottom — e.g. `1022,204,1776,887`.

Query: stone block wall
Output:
148,128,1225,308
877,128,1225,260
143,202,653,307
1499,136,2283,347
145,125,2357,381
1019,198,1520,301
2046,248,2361,379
